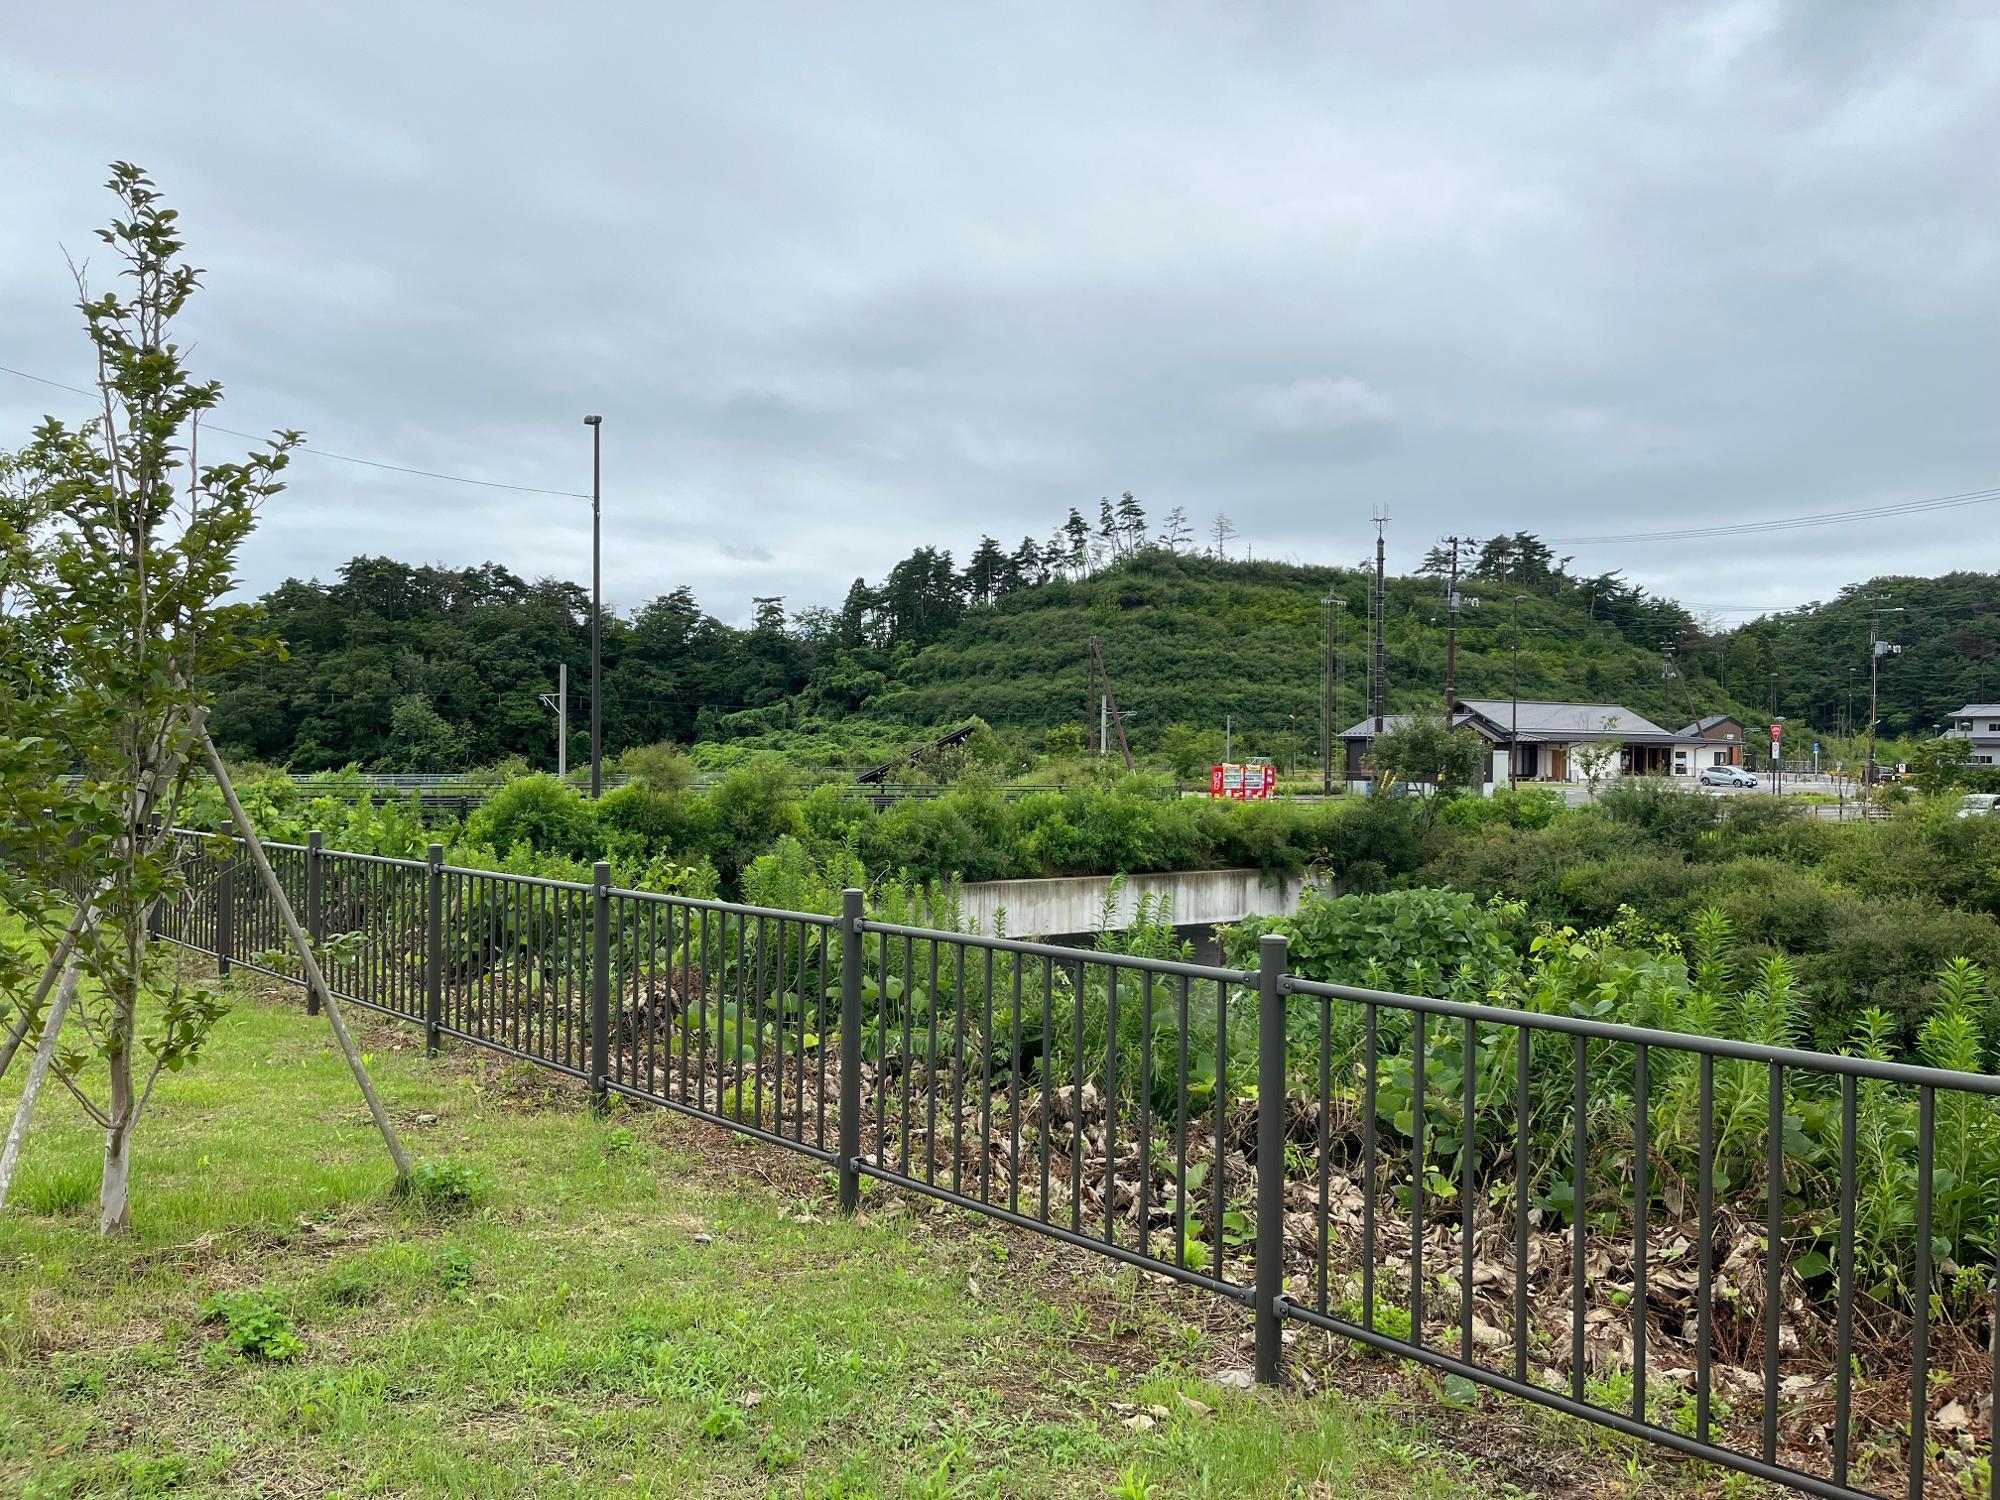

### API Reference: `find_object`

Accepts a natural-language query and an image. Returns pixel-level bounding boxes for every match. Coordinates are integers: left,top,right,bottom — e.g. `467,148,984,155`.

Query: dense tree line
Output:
211,521,1992,774
1717,573,2000,737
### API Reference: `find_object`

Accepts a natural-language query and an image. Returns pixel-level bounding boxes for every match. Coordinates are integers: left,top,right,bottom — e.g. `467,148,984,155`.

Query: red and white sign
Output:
1210,763,1277,800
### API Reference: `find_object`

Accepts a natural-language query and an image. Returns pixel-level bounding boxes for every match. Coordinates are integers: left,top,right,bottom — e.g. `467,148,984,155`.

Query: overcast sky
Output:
3,2,1995,628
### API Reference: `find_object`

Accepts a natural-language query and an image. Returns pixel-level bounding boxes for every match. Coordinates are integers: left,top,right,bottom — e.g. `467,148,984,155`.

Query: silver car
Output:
1698,766,1758,789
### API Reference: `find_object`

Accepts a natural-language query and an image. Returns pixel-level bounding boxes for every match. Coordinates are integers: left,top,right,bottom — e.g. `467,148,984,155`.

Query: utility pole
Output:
1439,535,1478,714
1087,637,1133,769
1321,590,1340,795
1866,595,1906,785
1371,515,1388,733
1663,646,1698,727
1224,714,1232,763
537,664,570,779
583,414,604,799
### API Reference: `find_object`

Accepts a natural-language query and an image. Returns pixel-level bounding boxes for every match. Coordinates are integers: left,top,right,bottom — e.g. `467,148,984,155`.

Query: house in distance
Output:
1341,698,1730,792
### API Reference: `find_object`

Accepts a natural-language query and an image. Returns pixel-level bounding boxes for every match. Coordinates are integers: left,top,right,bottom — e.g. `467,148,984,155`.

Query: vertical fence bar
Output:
1570,1033,1587,1405
1834,1073,1856,1489
1254,933,1288,1387
1412,1012,1427,1348
1362,1002,1378,1333
837,889,863,1215
1316,994,1331,1313
589,861,610,1113
1513,1024,1529,1385
1911,1086,1935,1500
1763,1064,1783,1464
1102,966,1118,1243
305,831,324,1015
216,848,236,977
1697,1053,1715,1445
146,815,165,940
424,843,444,1056
1460,1014,1476,1367
1632,1041,1648,1423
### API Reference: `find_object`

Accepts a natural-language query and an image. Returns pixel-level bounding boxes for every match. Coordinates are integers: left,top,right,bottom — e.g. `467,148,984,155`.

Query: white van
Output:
1958,794,1999,819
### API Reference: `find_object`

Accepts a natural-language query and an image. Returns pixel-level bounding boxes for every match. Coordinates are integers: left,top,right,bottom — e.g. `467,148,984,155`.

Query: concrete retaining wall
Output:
953,868,1305,937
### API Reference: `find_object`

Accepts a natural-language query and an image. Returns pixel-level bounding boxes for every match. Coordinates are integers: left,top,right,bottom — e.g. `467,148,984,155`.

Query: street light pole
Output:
1509,595,1526,789
583,414,603,799
1321,592,1339,795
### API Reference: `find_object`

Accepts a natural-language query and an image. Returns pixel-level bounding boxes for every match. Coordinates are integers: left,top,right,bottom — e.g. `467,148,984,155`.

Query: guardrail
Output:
151,828,1993,1499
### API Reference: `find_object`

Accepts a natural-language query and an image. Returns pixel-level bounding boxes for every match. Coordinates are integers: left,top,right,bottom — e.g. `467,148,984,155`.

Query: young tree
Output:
1114,490,1147,554
1574,724,1625,797
1063,508,1090,577
1210,513,1237,559
1910,734,1972,796
750,594,787,634
1009,535,1044,589
1367,716,1487,829
0,165,406,1230
963,535,1007,604
1158,505,1193,555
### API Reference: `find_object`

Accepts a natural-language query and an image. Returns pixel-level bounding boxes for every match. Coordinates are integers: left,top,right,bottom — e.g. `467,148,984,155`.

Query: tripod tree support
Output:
198,729,411,1181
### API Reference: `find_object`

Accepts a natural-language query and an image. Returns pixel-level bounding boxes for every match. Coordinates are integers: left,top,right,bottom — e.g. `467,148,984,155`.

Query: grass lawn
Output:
0,957,1722,1498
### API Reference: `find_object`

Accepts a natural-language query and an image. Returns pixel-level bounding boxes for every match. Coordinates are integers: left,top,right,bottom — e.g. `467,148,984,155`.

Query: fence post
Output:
1254,932,1290,1386
590,860,611,1114
215,844,236,977
837,887,864,1215
424,843,444,1056
305,831,324,1016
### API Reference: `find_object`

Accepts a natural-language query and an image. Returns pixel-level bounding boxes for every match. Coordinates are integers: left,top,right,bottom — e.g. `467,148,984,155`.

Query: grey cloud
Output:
1,1,1996,631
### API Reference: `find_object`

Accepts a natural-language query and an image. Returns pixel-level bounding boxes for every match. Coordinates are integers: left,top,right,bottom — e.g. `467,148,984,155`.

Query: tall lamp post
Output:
1509,595,1527,788
583,414,603,799
1321,591,1340,796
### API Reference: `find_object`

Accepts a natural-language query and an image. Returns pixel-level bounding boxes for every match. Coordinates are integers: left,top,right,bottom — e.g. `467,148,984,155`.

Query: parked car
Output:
1698,766,1759,789
1958,794,2000,819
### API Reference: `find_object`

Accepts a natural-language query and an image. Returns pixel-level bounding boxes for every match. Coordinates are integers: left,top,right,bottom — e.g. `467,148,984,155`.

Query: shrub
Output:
1230,887,1522,998
200,1288,304,1360
1597,781,1719,853
464,776,602,862
1799,897,2000,1048
396,1158,488,1211
617,740,696,794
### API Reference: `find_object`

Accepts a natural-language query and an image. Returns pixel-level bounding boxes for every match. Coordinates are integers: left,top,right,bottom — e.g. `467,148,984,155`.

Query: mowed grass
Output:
0,963,1521,1500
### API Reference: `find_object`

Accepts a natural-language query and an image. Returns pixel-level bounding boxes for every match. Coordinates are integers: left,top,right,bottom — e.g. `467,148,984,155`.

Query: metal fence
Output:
153,828,1996,1500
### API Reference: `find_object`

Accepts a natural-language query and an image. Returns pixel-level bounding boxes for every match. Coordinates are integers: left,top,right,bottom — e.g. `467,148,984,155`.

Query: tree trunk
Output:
0,959,80,1214
98,1042,135,1233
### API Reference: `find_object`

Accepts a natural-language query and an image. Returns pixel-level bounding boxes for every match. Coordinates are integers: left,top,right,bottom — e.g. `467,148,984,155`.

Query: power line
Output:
0,361,589,500
1546,485,2000,546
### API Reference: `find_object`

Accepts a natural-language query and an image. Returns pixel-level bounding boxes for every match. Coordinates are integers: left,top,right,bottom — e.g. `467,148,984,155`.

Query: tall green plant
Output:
0,165,296,1232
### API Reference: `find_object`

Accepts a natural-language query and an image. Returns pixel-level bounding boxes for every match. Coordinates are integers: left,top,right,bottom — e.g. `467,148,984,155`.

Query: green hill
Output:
1711,573,2000,739
211,544,1991,775
853,552,1730,762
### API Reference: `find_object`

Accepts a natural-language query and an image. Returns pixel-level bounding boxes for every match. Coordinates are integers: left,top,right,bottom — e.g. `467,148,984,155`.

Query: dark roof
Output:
1338,709,1495,741
1456,699,1674,739
1678,714,1742,735
1342,699,1698,744
1951,705,2000,719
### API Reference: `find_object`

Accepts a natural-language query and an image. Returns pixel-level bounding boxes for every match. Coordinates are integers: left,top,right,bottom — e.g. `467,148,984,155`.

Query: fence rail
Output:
150,827,1995,1500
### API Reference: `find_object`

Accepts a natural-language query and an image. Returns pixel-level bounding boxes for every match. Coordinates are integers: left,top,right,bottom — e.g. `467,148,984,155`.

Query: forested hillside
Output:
1719,572,2000,738
209,510,1994,773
